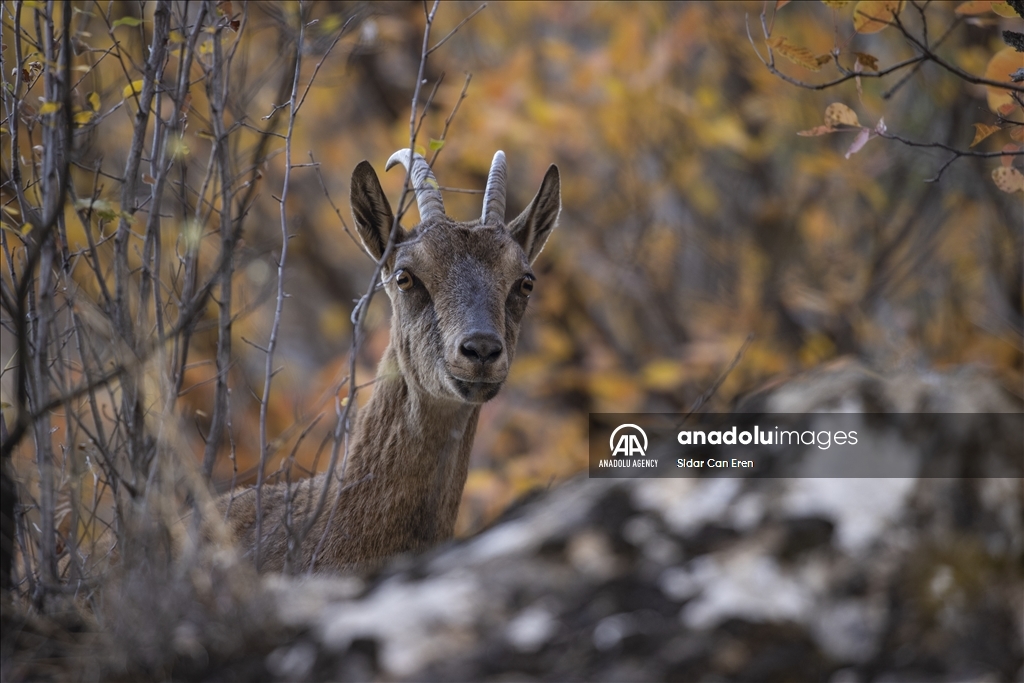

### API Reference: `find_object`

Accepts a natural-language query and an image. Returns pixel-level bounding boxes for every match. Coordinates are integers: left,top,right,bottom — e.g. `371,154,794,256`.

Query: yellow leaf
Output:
112,16,142,29
954,0,993,13
73,110,94,125
991,1,1018,16
641,360,687,391
21,223,33,235
984,48,1023,116
821,0,852,6
122,79,144,99
38,101,61,115
853,0,903,33
169,30,185,44
824,102,861,127
198,40,214,55
167,137,190,159
991,166,1024,193
428,138,445,152
87,91,100,111
970,123,1002,147
767,36,826,71
196,130,216,140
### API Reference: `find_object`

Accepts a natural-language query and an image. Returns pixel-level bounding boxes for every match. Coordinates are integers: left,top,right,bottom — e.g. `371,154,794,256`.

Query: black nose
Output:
459,332,504,365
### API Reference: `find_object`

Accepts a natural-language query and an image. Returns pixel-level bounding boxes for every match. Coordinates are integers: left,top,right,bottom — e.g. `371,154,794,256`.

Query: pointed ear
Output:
508,165,560,264
351,160,398,263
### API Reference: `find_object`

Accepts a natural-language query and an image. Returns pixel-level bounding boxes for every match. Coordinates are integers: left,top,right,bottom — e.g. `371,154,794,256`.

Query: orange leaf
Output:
1010,126,1024,142
984,48,1024,116
776,0,792,8
954,0,993,13
768,36,827,71
970,123,1002,147
853,0,903,33
797,125,838,136
1002,144,1021,166
824,102,861,127
991,165,1024,192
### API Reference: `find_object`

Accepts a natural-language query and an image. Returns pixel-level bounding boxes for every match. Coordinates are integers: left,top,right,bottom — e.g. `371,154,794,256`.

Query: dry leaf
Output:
845,127,872,157
984,48,1023,116
991,165,1024,192
1002,144,1020,166
970,123,1002,147
954,0,993,13
991,2,1019,16
853,52,879,71
1010,126,1024,142
797,125,838,136
853,0,903,33
824,102,861,127
767,36,827,71
142,174,156,185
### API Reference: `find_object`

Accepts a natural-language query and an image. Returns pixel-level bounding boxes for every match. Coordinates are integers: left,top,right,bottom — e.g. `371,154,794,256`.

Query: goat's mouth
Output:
447,374,505,403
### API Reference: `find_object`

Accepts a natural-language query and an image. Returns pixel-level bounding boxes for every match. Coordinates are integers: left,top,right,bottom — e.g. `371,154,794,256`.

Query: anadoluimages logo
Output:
609,423,648,457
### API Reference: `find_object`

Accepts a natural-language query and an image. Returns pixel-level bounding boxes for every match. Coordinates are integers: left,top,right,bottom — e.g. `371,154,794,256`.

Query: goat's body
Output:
220,347,480,572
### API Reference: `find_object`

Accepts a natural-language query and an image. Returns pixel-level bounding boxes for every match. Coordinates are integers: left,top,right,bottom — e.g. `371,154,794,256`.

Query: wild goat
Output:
220,150,560,572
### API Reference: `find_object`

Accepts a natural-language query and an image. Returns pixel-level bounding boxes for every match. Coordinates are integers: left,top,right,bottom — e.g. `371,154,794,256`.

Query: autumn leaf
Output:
776,0,792,9
984,48,1023,115
73,110,95,126
991,2,1019,16
991,165,1024,192
797,125,838,136
853,0,903,33
853,52,879,71
824,102,861,127
954,0,993,13
112,16,143,29
1002,144,1021,166
429,138,445,152
38,101,61,115
87,91,100,111
767,36,827,71
845,127,872,157
970,123,1002,147
122,79,144,99
821,0,852,6
1011,126,1024,142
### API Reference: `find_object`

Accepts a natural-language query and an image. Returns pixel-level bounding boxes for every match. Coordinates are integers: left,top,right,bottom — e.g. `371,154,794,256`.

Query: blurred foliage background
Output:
2,0,1021,541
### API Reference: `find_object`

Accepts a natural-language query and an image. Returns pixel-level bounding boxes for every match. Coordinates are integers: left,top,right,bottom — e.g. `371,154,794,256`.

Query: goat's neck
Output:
344,345,480,547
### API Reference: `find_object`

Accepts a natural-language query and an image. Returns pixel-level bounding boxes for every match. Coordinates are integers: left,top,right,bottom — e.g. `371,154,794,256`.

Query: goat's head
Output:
350,150,560,404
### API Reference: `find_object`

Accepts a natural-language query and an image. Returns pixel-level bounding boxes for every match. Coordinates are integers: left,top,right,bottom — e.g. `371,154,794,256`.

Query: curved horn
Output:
385,149,445,222
481,150,507,226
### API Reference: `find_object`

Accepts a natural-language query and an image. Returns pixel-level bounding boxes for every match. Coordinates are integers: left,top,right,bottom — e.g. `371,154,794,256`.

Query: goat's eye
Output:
518,275,535,296
395,269,414,291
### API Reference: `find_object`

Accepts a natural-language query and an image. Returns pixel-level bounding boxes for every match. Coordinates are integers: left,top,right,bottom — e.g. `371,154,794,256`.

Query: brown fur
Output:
220,156,561,573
